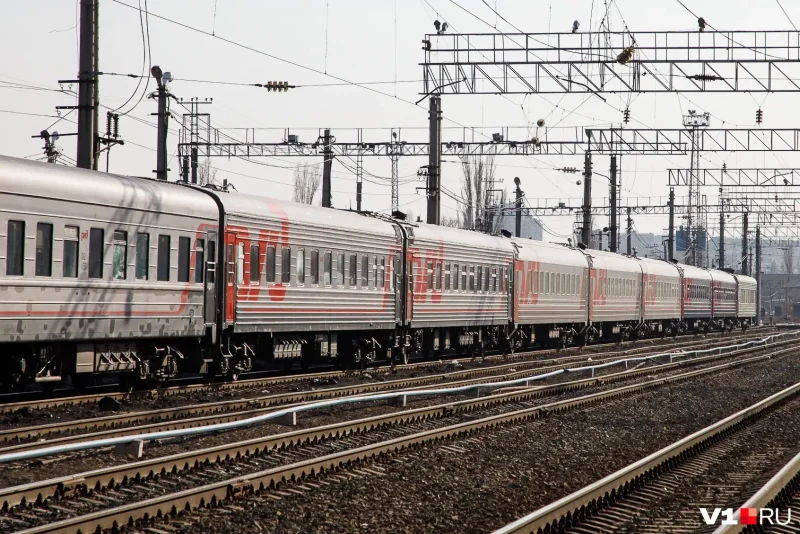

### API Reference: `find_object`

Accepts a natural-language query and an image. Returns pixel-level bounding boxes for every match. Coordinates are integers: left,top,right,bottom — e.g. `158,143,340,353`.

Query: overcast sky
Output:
3,0,800,248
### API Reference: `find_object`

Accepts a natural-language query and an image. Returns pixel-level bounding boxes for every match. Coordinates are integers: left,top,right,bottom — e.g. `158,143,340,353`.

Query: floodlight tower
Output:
682,110,711,266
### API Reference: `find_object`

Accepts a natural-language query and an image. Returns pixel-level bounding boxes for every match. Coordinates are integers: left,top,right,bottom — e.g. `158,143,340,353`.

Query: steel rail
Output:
0,333,762,448
0,329,770,415
493,370,800,534
1,333,789,460
4,344,798,533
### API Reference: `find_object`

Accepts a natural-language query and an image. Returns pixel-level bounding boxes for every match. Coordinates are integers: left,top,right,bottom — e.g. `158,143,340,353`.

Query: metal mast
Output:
389,130,401,213
682,110,710,266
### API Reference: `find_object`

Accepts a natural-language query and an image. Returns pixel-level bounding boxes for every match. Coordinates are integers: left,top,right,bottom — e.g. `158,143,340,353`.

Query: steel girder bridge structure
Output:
421,30,800,95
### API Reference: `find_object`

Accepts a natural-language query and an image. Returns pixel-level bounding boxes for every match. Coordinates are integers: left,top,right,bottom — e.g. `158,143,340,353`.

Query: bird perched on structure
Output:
434,20,448,34
572,20,580,33
617,46,635,65
698,17,706,31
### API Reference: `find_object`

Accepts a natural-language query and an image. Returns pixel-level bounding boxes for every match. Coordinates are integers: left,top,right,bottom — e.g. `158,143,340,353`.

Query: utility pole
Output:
355,153,363,211
514,177,523,238
609,155,617,252
756,226,762,324
150,66,171,181
581,150,592,246
76,0,98,170
741,211,749,275
427,95,442,225
718,189,725,269
322,129,333,208
626,207,632,255
667,187,675,261
390,130,400,213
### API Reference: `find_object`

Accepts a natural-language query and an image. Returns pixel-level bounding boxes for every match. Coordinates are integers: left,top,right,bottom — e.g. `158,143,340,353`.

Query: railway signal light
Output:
756,108,763,124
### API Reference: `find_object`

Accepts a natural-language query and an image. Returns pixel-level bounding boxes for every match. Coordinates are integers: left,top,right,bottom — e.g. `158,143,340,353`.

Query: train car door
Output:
204,231,218,326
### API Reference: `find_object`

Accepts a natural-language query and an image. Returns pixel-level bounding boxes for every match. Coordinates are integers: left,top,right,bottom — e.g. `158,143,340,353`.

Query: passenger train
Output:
0,156,757,388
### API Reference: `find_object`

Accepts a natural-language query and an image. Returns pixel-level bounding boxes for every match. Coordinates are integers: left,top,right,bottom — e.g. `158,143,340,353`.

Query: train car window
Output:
392,255,399,291
485,265,490,292
334,253,343,286
297,249,305,285
477,265,483,292
113,230,128,280
445,263,451,291
207,240,216,284
195,239,205,283
35,223,53,277
426,261,433,290
63,225,79,278
249,243,261,283
551,273,556,295
453,263,459,290
561,274,567,295
493,267,499,293
157,235,170,282
236,243,245,285
178,237,191,283
6,220,25,276
226,244,234,285
435,262,442,291
361,255,368,288
135,233,149,280
89,228,105,279
462,265,468,290
266,246,276,283
349,254,357,287
282,248,292,284
380,257,387,289
311,250,320,284
469,265,475,291
323,252,332,286
372,256,378,290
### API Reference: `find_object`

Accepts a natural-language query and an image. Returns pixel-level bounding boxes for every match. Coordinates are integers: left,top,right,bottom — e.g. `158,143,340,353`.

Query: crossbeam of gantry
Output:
668,168,800,186
422,30,800,94
181,128,800,159
521,195,800,216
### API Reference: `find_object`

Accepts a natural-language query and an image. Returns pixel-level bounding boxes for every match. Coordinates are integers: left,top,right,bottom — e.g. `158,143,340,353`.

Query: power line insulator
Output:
756,108,763,124
623,108,630,124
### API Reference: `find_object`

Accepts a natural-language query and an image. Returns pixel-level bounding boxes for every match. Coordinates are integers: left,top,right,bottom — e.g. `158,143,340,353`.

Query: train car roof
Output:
410,222,514,255
0,155,219,220
636,256,682,278
708,268,737,285
213,191,398,237
676,262,714,282
511,238,588,268
584,249,643,275
735,274,757,286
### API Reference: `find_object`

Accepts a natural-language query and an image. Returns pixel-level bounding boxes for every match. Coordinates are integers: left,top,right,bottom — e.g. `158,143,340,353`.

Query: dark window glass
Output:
380,257,386,289
349,254,357,287
195,239,204,283
112,230,127,280
453,263,459,290
63,225,79,278
266,246,276,283
157,235,170,281
445,263,451,291
35,223,53,277
485,266,491,292
89,228,104,279
6,220,24,276
282,247,291,283
427,261,434,290
135,233,149,280
310,249,319,284
336,253,345,286
362,255,369,287
178,237,190,282
226,243,234,284
324,252,332,285
477,265,483,291
250,243,260,283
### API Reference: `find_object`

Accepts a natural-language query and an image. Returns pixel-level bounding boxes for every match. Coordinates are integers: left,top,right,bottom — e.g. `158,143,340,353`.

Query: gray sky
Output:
3,0,800,248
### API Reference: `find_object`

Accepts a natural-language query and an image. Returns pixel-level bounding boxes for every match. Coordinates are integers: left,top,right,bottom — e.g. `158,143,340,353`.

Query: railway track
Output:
0,332,786,457
493,369,800,534
1,339,797,534
0,328,772,415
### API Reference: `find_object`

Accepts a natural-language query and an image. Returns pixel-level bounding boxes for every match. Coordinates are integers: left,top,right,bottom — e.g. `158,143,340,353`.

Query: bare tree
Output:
458,155,506,232
440,215,460,228
784,240,794,276
292,164,321,205
197,159,217,186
